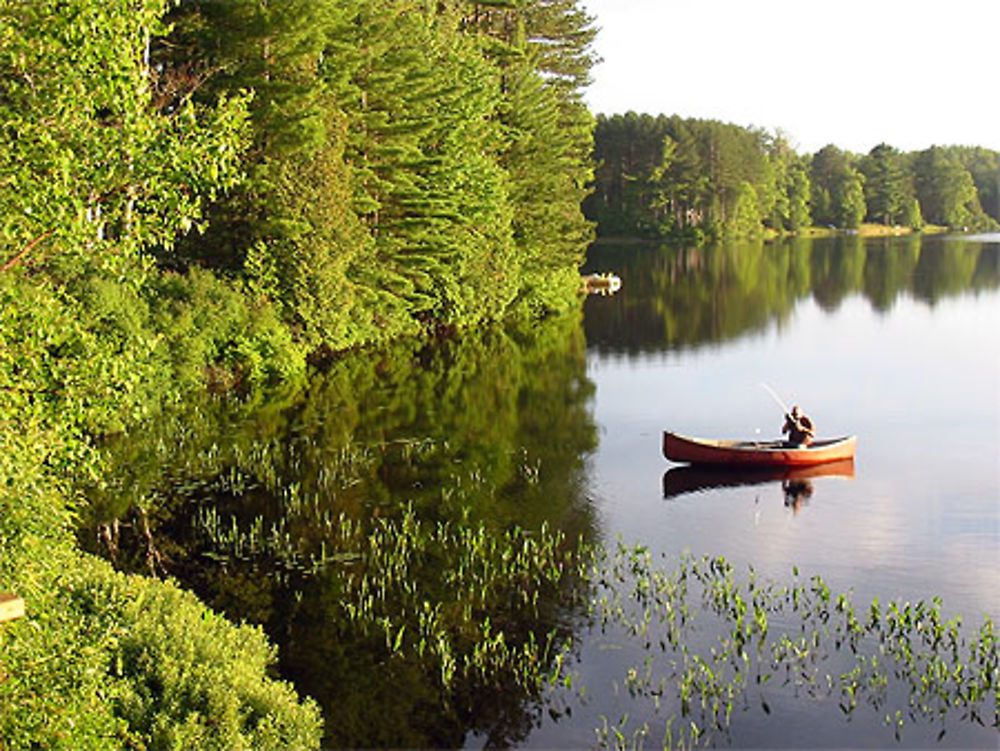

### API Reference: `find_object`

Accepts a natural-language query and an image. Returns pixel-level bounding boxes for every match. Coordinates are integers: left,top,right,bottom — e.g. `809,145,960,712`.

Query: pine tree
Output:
860,144,909,226
150,0,378,345
326,0,517,328
465,0,598,311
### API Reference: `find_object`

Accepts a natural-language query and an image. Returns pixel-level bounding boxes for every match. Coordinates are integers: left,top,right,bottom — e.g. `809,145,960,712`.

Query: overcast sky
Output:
581,0,1000,155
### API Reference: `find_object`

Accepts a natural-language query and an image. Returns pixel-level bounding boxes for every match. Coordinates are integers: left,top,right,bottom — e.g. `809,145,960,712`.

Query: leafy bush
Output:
149,268,305,390
0,269,319,749
0,545,321,750
107,570,322,750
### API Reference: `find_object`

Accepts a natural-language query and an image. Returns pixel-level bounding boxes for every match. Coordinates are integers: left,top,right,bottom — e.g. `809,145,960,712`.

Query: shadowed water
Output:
83,233,999,748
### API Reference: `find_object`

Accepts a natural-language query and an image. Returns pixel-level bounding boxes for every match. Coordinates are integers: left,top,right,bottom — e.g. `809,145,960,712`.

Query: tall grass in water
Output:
587,545,999,749
196,502,592,747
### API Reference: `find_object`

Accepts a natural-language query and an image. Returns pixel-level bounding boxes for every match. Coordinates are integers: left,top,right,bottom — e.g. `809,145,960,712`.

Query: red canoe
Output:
663,431,856,467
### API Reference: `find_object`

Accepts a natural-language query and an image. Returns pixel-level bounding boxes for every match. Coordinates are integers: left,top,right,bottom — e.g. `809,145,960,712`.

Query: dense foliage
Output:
150,0,597,343
0,0,597,747
586,113,1000,241
0,271,320,748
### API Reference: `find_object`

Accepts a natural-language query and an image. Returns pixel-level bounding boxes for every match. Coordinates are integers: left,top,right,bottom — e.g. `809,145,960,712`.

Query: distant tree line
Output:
584,113,1000,242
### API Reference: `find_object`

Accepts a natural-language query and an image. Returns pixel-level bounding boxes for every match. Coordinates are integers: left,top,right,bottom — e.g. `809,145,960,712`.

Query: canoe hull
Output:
663,431,856,467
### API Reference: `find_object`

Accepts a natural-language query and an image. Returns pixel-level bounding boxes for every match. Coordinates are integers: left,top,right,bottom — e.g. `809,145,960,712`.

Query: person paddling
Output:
782,405,815,446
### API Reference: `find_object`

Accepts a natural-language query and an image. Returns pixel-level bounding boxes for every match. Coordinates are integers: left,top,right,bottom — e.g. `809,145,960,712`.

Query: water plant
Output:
583,544,1000,748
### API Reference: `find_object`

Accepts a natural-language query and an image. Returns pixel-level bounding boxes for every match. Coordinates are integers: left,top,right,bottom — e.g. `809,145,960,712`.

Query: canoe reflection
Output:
662,460,855,510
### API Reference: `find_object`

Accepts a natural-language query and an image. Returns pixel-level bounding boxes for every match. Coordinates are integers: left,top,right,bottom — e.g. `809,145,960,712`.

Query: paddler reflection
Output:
781,477,814,513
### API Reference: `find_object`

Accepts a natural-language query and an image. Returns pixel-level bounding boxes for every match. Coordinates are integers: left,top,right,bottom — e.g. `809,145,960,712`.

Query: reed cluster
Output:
586,545,999,748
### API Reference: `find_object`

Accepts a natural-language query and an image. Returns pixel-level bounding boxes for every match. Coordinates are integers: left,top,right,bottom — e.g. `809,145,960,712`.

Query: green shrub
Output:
0,547,321,750
106,571,322,751
149,268,305,390
0,268,319,749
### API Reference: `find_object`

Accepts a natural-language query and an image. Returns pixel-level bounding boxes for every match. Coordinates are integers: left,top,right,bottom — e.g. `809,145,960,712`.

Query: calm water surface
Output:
582,236,999,618
524,233,1000,748
87,233,999,748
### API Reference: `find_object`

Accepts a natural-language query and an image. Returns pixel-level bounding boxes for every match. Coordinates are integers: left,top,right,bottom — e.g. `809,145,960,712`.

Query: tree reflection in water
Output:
79,314,599,748
584,234,1000,355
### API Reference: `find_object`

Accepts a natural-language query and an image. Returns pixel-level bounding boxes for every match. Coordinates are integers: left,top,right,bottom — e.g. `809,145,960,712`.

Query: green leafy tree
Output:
787,157,813,231
764,132,811,231
903,197,924,231
0,0,249,279
726,182,764,237
835,168,866,229
1,4,321,747
943,146,1000,227
810,145,865,229
912,146,990,229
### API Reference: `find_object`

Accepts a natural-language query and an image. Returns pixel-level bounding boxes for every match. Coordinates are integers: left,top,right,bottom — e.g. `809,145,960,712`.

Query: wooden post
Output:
0,593,25,623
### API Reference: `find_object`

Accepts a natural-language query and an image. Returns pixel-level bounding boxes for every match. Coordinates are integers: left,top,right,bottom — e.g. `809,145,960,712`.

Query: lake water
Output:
524,233,1000,748
87,233,1000,748
581,234,999,619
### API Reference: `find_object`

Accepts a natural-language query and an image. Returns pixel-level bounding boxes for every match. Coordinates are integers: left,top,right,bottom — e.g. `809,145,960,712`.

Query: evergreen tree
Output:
586,113,674,236
586,115,808,240
860,143,909,226
150,0,379,345
655,122,712,234
324,1,519,328
466,0,598,311
148,0,599,343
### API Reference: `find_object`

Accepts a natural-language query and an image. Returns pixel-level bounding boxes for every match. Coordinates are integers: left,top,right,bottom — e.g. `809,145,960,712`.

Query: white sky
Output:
581,0,1000,155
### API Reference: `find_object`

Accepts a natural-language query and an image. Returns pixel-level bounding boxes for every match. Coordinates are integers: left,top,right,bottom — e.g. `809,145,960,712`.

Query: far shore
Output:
592,223,953,246
796,223,949,238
